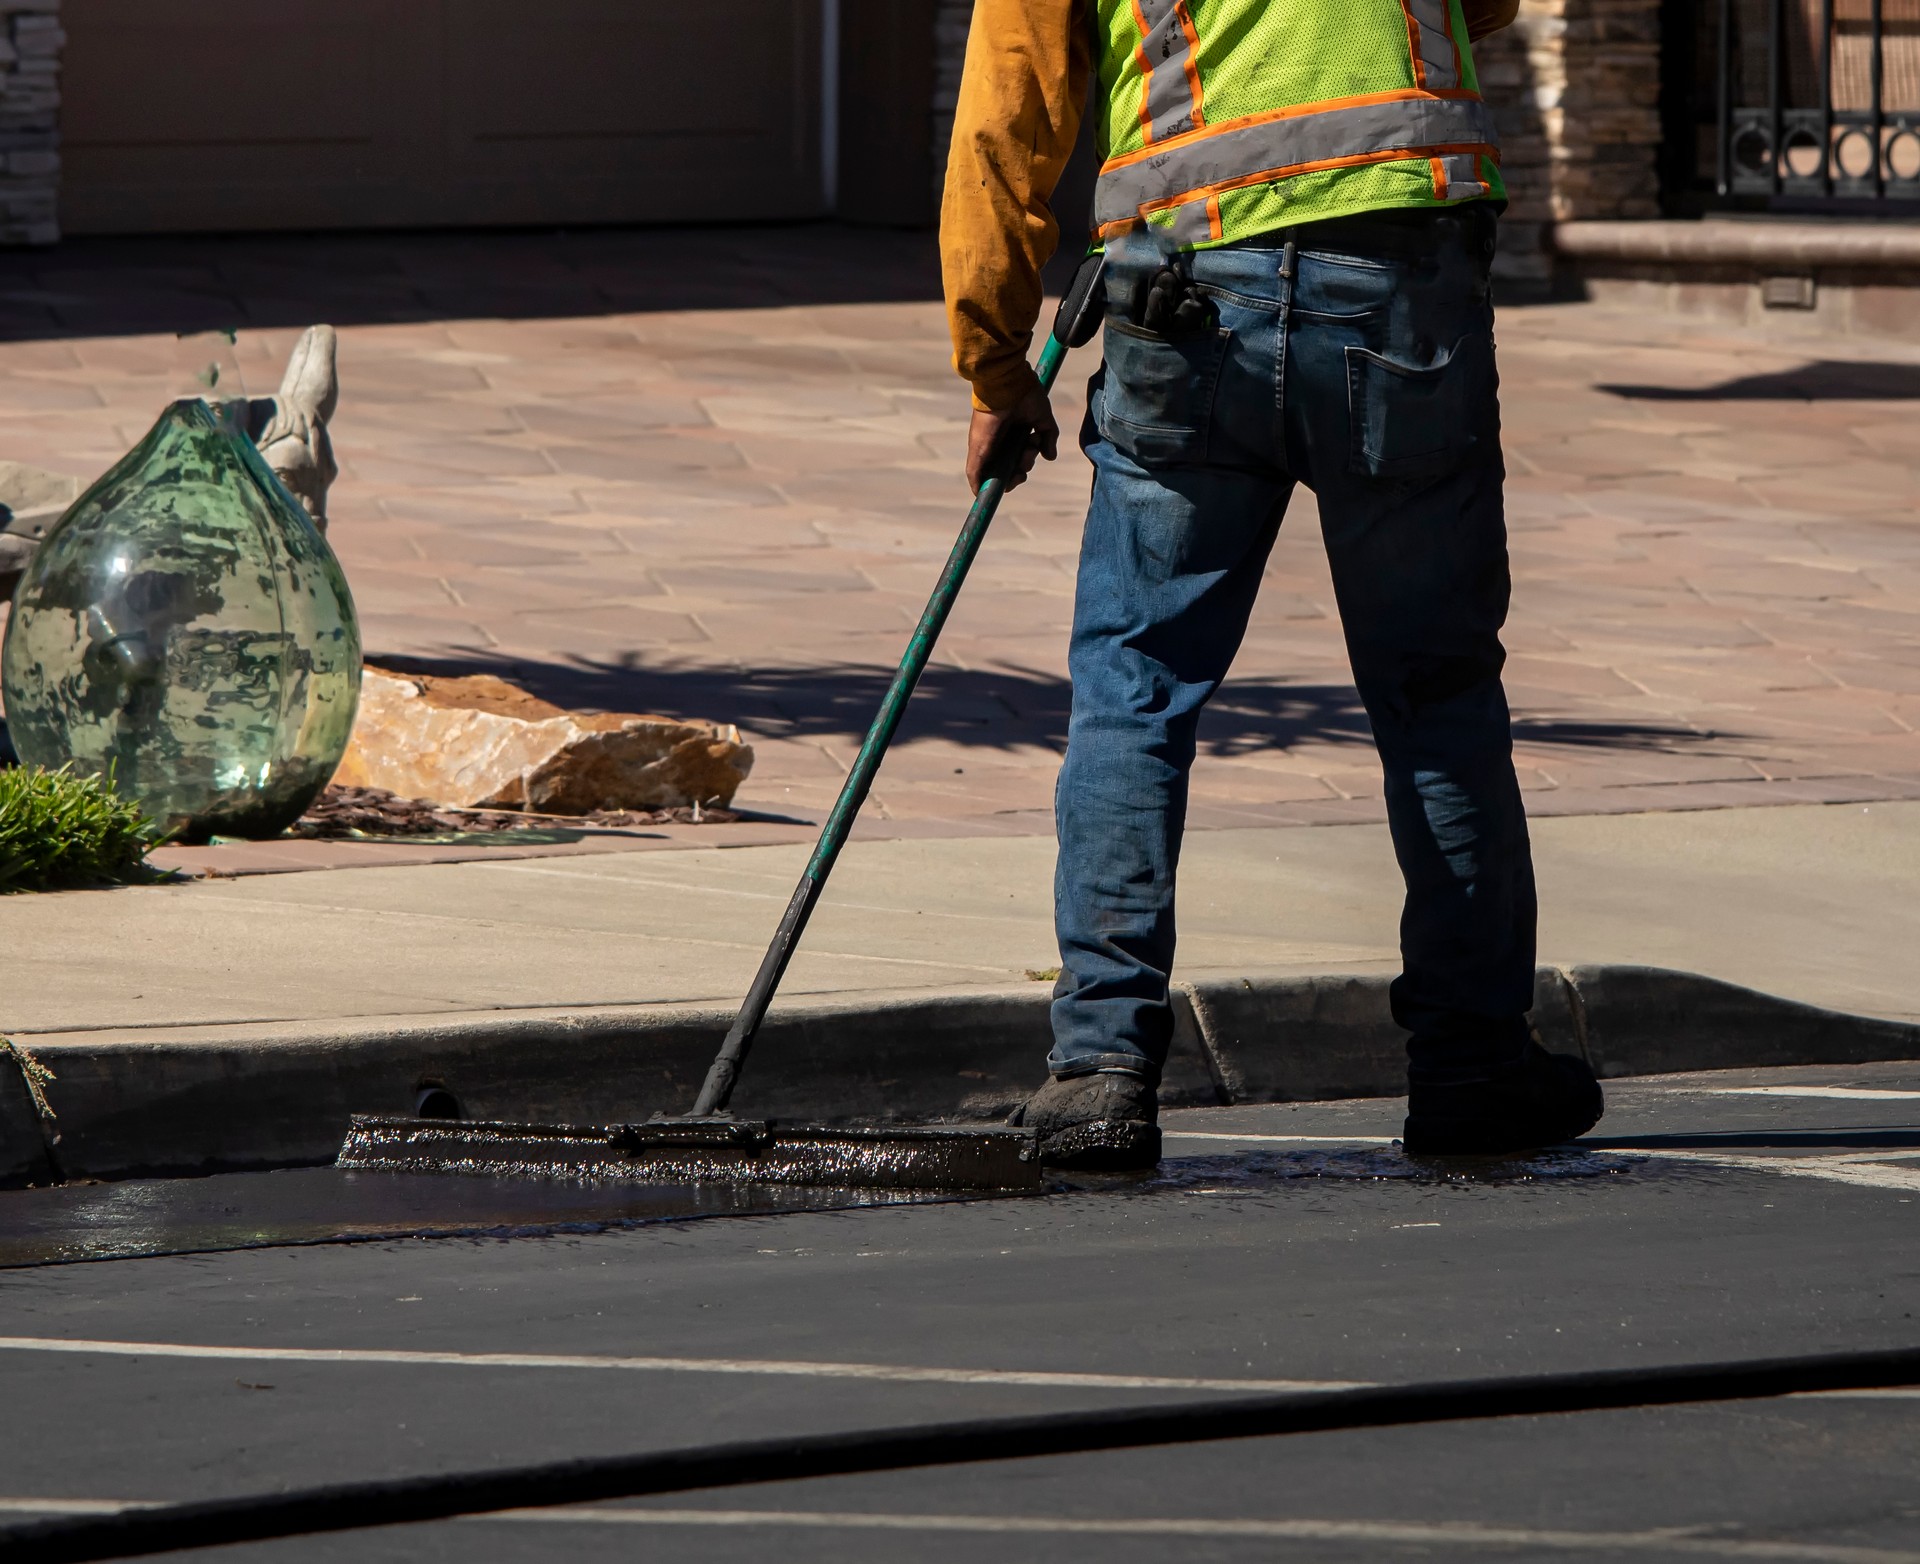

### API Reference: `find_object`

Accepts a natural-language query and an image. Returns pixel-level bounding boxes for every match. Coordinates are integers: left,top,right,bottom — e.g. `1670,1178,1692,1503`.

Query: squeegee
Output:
338,253,1109,1193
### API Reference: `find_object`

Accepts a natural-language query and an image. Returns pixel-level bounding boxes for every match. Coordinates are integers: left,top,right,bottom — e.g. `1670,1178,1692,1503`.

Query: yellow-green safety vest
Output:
1092,0,1504,246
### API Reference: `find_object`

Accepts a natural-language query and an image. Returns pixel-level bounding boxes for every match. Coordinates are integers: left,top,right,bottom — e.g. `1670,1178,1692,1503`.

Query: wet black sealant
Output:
0,1166,976,1269
0,1140,1729,1269
335,1115,1043,1192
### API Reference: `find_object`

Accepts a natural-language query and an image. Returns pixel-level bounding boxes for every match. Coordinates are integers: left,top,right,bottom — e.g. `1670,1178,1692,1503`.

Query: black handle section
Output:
979,413,1036,491
690,876,819,1116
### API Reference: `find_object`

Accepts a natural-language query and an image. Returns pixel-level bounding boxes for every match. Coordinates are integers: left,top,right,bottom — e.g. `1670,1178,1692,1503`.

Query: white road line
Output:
1157,1139,1920,1193
480,1506,1920,1560
1704,1087,1920,1101
2,1499,1911,1557
1650,1151,1920,1194
1778,1162,1920,1193
0,1337,1359,1395
1161,1132,1397,1144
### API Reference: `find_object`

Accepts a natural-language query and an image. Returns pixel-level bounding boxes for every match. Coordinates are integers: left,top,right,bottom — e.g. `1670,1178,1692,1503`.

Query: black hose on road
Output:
7,1343,1919,1563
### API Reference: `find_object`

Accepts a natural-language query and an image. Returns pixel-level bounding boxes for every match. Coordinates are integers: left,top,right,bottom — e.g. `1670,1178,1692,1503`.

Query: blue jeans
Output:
1050,204,1536,1086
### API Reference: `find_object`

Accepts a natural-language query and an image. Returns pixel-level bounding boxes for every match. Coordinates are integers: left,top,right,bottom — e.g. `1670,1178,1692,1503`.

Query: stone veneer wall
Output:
1476,0,1664,286
0,0,58,245
928,0,1666,287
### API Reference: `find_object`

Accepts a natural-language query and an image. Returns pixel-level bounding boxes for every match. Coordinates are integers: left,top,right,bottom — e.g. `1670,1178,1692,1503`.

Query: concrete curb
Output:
1552,218,1920,269
4,964,1917,1185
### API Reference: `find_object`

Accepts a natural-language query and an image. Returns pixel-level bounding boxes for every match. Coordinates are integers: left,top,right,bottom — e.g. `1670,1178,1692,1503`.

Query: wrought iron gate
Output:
1718,0,1920,209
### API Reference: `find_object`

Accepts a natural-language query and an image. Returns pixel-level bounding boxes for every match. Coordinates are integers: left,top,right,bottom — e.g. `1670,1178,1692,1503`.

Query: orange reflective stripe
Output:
1168,198,1210,244
1129,0,1206,144
1095,142,1499,239
1401,0,1462,91
1430,151,1490,201
1176,3,1206,129
1099,86,1487,176
1164,191,1226,245
1129,0,1157,143
1094,90,1499,229
1399,5,1428,91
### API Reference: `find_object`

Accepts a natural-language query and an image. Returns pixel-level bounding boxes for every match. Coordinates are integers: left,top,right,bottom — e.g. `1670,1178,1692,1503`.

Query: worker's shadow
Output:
369,651,1729,762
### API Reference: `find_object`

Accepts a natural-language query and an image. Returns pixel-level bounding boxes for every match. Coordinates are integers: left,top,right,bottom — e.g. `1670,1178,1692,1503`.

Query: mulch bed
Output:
290,785,738,838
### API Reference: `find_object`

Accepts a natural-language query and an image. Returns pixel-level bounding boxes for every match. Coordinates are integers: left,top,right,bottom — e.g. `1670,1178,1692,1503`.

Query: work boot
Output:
1009,1069,1161,1170
1402,1041,1604,1156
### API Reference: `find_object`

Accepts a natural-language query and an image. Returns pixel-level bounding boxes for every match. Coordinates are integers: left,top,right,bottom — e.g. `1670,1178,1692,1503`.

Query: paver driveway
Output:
1,224,1916,858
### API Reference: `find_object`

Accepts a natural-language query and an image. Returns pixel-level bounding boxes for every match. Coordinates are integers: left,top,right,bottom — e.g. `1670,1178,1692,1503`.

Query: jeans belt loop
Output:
1280,237,1298,282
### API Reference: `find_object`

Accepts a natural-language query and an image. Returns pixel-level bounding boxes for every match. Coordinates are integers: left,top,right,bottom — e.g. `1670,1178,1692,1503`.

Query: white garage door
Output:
59,0,828,234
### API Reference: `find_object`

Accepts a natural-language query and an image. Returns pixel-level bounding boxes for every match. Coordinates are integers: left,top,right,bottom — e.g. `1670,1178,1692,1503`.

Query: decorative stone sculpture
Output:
247,325,339,532
334,666,754,814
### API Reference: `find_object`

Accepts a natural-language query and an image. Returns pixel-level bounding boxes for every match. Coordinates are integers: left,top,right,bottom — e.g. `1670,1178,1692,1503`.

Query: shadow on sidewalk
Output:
0,222,943,345
370,650,1741,760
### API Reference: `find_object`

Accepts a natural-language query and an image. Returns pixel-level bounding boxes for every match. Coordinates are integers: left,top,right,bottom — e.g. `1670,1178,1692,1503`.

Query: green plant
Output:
0,764,160,892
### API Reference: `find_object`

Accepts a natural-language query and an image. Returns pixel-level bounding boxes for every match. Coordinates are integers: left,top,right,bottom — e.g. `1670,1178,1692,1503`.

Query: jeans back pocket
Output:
1345,330,1493,481
1096,319,1229,468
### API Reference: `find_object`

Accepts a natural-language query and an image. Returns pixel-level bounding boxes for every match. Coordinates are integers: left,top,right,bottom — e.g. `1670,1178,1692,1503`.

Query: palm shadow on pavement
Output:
368,650,1745,762
1597,360,1920,401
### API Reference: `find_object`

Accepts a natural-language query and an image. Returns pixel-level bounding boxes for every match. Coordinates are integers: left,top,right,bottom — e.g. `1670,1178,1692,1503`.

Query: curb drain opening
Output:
413,1084,464,1121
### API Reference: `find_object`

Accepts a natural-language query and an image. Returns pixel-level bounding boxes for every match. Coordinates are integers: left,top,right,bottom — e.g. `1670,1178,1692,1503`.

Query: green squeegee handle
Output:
689,253,1107,1117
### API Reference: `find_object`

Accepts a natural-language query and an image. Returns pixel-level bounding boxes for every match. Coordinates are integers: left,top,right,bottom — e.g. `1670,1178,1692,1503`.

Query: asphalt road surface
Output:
1,1060,1917,1563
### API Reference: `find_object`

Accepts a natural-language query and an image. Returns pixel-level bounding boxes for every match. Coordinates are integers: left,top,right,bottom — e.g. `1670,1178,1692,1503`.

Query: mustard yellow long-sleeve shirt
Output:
940,0,1520,411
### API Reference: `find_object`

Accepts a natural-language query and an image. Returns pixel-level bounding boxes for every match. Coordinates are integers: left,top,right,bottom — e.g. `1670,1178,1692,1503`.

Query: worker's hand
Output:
966,385,1059,495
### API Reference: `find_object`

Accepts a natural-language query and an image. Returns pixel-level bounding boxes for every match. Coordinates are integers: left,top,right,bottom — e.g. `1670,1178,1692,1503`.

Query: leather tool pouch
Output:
1125,263,1218,336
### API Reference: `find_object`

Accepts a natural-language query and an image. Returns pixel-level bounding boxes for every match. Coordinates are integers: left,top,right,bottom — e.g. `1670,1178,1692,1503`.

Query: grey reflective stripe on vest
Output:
1433,151,1488,201
1135,0,1202,142
1168,198,1214,244
1095,94,1498,226
1403,0,1461,91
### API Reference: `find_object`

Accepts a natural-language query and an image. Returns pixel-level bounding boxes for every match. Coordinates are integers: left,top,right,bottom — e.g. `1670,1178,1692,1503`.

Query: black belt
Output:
1112,201,1500,331
1226,200,1501,259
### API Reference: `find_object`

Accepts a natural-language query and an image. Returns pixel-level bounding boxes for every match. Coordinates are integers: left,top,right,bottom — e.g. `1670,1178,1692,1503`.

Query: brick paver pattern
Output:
1,226,1916,852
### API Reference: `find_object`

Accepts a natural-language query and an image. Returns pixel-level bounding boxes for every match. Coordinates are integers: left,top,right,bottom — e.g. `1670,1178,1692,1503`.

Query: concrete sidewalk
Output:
7,800,1916,1036
6,801,1918,1183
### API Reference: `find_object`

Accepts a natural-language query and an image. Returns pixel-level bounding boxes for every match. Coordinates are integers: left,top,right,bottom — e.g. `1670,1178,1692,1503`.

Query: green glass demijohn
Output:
1,398,361,843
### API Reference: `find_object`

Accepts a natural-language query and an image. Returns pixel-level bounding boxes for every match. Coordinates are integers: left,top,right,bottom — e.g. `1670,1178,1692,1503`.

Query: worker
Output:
942,0,1604,1167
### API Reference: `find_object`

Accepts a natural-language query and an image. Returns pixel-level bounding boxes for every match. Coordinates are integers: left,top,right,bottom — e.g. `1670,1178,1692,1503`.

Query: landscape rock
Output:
332,666,754,814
